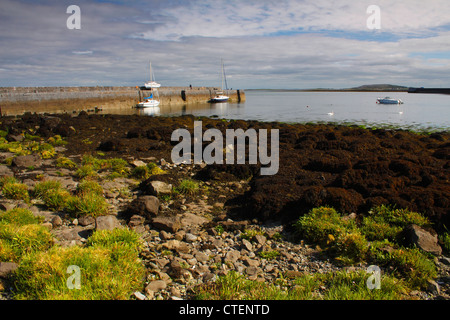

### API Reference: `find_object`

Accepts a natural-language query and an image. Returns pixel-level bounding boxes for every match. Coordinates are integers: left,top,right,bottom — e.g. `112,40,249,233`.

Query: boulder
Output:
78,216,95,227
11,154,42,168
95,215,121,230
128,195,159,219
402,224,442,255
181,213,209,228
146,181,173,196
152,216,181,233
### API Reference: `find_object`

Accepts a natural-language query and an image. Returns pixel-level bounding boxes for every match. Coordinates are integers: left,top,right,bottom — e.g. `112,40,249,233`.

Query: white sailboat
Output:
144,62,161,89
138,61,161,108
137,92,160,108
209,59,229,103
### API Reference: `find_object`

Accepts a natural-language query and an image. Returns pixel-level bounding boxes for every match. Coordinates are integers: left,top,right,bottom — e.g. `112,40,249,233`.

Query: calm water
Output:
155,91,449,131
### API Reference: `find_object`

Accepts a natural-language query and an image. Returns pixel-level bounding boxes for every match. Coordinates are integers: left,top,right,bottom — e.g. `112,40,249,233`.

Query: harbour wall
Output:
408,87,450,94
0,86,245,115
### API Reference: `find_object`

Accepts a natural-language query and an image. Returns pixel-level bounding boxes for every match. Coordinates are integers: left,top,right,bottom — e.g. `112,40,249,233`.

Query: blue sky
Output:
1,0,450,89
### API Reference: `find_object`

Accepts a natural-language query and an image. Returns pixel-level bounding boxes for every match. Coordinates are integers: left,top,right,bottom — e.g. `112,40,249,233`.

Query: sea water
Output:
158,91,449,131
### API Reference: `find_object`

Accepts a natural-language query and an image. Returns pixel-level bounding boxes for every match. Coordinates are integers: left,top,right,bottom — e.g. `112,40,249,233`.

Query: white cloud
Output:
0,0,449,88
132,0,450,41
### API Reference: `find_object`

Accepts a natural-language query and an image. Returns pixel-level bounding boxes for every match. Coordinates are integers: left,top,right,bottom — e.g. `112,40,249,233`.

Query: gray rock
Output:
402,224,442,255
159,230,173,240
0,165,14,177
427,279,440,295
78,216,95,226
0,152,15,163
162,240,190,254
52,226,90,242
152,216,181,233
0,202,16,211
224,250,241,264
195,252,209,263
147,181,173,195
241,239,253,251
245,266,260,276
181,213,209,228
129,195,160,219
243,258,260,267
11,154,42,168
41,222,53,230
95,215,120,230
0,262,18,278
131,160,147,167
133,291,147,300
145,280,167,293
128,215,145,227
7,134,24,142
175,230,186,241
150,258,170,269
51,215,63,228
254,234,267,246
185,233,198,242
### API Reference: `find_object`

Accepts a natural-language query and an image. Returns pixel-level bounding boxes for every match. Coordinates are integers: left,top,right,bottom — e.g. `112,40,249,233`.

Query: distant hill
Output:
247,84,410,92
348,84,409,91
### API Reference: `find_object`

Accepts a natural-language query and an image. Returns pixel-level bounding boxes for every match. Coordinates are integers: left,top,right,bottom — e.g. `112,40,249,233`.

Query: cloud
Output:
132,0,450,41
0,0,449,88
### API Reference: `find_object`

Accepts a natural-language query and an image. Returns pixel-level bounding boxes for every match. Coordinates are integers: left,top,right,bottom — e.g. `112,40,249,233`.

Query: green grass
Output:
11,229,145,299
33,180,70,211
1,208,144,300
81,154,130,177
176,179,199,195
295,206,438,290
85,228,142,250
194,270,409,300
369,245,437,289
0,208,43,226
257,250,280,260
56,156,77,169
440,232,450,253
1,179,30,203
0,215,54,262
240,228,265,242
75,180,103,196
65,191,109,218
131,165,151,180
75,164,97,179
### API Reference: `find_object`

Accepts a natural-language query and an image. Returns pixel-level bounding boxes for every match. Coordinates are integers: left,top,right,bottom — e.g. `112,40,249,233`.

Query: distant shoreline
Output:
245,88,409,92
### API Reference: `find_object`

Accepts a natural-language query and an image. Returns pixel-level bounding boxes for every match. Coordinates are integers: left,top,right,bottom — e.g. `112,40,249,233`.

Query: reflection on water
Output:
2,91,448,131
136,106,160,116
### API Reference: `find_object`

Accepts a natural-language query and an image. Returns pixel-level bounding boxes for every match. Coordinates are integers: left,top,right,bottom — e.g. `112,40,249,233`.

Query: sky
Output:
1,0,450,89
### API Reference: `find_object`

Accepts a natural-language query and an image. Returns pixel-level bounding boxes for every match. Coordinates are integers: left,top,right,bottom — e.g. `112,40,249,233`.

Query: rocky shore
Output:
0,112,449,300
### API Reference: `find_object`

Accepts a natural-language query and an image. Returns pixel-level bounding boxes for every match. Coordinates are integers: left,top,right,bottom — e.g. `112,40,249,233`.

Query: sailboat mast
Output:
149,61,152,82
221,59,224,91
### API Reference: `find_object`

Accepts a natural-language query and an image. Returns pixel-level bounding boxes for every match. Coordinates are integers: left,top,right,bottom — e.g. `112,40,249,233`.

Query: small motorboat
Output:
376,97,404,104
